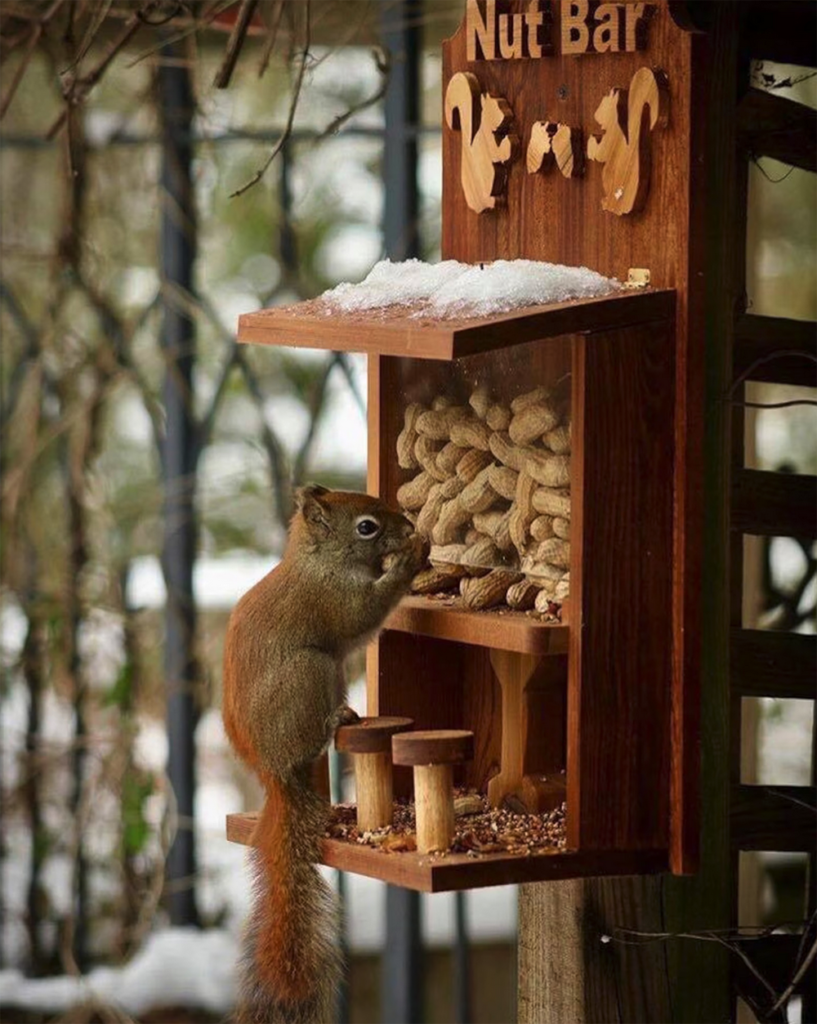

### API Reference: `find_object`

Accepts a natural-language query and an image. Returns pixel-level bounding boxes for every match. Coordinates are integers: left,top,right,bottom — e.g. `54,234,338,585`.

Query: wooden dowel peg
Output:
392,730,474,853
335,716,413,831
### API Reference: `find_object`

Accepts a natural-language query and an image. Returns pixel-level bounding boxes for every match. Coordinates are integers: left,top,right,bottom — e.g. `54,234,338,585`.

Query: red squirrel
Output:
223,485,424,1023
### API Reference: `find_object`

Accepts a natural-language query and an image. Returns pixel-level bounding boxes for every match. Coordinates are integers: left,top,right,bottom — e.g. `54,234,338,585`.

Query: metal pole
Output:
453,892,472,1023
382,0,422,261
380,2,424,1022
158,40,200,928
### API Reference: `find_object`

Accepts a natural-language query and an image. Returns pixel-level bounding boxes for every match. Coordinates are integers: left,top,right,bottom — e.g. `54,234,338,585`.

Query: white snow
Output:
321,258,620,318
0,928,237,1014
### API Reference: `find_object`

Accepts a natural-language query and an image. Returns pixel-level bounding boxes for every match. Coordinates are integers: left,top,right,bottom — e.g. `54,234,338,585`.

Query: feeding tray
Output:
226,807,669,894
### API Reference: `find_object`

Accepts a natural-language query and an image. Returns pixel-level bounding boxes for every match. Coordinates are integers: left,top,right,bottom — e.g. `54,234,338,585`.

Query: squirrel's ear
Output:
295,484,331,535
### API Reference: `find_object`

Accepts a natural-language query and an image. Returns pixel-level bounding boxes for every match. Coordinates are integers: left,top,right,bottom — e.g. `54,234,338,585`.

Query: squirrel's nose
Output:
400,517,414,538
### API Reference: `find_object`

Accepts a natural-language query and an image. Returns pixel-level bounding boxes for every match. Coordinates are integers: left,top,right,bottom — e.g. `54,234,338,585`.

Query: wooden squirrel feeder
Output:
227,0,711,891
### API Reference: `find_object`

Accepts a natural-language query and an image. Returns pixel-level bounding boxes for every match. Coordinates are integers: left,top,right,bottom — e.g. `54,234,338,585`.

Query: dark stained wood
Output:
734,314,817,388
226,812,668,892
461,643,502,793
737,88,817,174
372,631,466,797
741,1,817,68
730,628,817,699
237,288,676,361
567,319,675,852
731,784,816,851
385,595,569,656
732,469,817,538
443,0,703,877
522,655,567,797
392,729,475,766
335,716,414,754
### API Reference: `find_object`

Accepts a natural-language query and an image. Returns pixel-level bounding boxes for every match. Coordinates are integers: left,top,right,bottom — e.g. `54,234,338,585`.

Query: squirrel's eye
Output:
355,518,380,538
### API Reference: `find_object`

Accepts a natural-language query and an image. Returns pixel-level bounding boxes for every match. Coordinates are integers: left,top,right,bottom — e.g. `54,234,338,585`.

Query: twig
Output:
213,0,257,88
334,353,366,417
60,0,113,74
46,1,158,140
257,0,285,78
233,346,291,519
230,0,311,198
314,47,390,143
292,353,338,483
768,932,817,1016
0,0,67,120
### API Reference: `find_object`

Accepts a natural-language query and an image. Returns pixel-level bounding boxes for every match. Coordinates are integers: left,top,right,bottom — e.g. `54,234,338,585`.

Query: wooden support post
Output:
487,649,566,812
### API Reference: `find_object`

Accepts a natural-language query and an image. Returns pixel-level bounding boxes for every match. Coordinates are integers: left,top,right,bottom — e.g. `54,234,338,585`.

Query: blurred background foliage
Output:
0,4,814,1023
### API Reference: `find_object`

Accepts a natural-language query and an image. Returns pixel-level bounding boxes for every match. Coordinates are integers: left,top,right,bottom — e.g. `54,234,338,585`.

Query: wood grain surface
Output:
568,319,675,851
334,716,414,754
226,812,667,892
238,289,674,360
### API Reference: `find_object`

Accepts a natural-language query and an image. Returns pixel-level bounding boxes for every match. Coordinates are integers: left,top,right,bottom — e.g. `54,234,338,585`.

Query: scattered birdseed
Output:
325,790,567,857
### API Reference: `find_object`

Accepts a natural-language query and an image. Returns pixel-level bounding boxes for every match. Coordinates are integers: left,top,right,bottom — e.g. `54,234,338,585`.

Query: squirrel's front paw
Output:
332,705,361,729
382,533,426,576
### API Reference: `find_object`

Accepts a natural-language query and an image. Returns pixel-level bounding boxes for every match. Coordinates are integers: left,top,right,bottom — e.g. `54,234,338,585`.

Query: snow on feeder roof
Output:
320,258,620,319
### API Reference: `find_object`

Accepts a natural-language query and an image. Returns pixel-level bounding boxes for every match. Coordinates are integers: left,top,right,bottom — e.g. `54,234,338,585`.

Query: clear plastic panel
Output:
388,338,572,616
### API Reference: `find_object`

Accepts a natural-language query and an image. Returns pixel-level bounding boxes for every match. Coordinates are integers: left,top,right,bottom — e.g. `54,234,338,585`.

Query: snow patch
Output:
0,927,236,1014
321,258,619,318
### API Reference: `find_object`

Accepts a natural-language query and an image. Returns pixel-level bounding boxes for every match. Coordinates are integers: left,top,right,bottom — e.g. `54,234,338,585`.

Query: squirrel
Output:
222,484,424,1024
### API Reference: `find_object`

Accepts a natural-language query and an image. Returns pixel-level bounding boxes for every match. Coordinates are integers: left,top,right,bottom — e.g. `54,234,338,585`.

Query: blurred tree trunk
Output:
158,39,201,928
21,560,45,975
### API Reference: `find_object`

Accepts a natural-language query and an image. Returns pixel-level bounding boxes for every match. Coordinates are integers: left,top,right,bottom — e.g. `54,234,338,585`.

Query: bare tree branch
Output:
229,0,311,198
212,0,257,89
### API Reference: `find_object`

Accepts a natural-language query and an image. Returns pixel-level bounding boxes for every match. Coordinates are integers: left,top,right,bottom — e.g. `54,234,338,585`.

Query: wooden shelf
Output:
237,288,676,361
226,812,667,892
385,596,568,656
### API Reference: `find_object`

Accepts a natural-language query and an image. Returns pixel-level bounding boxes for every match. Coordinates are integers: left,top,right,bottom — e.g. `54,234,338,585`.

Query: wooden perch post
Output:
393,730,475,853
335,716,414,831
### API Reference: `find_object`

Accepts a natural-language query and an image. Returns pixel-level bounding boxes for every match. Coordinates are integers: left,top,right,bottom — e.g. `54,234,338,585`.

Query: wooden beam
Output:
740,2,817,69
732,469,817,538
734,314,817,388
731,628,817,699
737,88,817,174
731,785,816,851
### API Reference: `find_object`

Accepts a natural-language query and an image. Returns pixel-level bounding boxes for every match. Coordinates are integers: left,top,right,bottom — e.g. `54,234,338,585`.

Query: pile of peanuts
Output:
396,384,571,613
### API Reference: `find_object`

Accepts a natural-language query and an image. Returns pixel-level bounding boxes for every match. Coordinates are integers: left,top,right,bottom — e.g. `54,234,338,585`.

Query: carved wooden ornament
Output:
527,121,585,178
445,71,518,214
586,67,669,216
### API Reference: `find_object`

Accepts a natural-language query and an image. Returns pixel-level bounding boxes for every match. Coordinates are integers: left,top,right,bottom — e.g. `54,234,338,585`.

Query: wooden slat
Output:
737,88,817,174
734,314,817,388
732,469,817,538
384,596,569,656
731,784,816,851
741,1,817,70
237,289,677,361
568,322,675,856
225,813,668,892
731,628,817,699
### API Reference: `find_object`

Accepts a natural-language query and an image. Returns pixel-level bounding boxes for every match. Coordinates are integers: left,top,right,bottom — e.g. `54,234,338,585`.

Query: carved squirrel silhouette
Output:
445,71,518,214
527,121,584,179
586,67,668,216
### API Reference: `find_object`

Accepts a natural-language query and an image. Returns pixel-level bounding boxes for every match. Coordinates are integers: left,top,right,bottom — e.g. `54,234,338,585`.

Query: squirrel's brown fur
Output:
223,486,423,1023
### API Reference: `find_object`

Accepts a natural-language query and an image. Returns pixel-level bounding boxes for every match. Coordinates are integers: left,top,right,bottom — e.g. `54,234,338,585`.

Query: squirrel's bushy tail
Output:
236,767,341,1024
